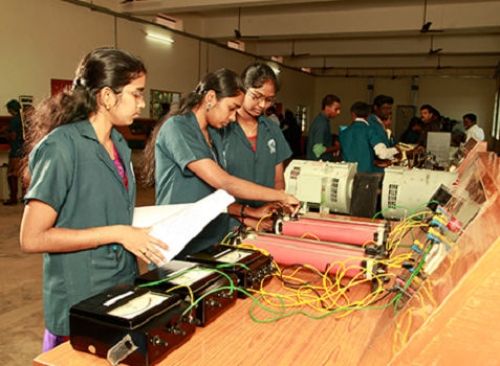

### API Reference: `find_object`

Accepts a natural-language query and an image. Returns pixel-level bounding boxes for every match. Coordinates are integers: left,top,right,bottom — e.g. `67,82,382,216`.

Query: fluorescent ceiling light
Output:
145,32,174,45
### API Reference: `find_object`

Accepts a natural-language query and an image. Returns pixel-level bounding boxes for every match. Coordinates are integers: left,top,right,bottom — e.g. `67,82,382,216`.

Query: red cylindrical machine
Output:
243,233,369,277
278,213,388,247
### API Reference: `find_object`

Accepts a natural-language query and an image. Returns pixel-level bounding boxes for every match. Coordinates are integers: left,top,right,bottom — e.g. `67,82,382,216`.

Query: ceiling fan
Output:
420,0,444,33
428,35,443,55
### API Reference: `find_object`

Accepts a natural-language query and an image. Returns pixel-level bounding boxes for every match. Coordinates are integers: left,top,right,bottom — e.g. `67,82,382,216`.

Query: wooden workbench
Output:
33,279,383,366
33,151,500,366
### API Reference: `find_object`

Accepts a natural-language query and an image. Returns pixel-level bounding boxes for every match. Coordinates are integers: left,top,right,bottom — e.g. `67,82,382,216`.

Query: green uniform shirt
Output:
307,112,331,160
368,114,393,147
340,118,384,173
367,114,393,173
155,112,228,256
220,115,291,207
25,120,138,336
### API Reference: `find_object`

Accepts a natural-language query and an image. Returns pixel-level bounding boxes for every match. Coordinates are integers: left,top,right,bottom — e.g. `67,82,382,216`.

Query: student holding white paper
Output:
142,68,299,257
19,48,168,351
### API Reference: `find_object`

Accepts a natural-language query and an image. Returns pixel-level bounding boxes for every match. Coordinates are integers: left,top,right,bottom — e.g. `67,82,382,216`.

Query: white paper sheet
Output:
132,203,190,228
132,190,235,263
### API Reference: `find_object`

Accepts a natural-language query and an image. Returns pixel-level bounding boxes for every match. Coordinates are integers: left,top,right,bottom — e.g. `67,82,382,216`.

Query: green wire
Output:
392,239,433,313
135,265,240,317
372,199,440,220
137,267,204,288
138,266,237,289
247,291,398,323
215,262,252,272
137,233,440,323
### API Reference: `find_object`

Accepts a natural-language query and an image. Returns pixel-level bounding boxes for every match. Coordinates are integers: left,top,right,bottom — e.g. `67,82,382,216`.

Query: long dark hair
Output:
22,47,146,181
141,68,245,187
241,62,280,91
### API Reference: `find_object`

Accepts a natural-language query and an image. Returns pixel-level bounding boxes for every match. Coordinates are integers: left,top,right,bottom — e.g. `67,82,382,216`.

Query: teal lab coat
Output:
155,112,229,256
25,120,137,336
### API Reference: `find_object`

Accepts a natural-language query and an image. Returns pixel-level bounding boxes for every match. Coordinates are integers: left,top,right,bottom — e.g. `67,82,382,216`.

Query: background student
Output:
306,94,341,161
1,99,24,205
463,113,485,142
340,101,400,173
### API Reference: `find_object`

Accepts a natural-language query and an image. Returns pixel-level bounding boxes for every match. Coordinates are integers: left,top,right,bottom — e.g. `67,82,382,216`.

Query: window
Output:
492,89,500,140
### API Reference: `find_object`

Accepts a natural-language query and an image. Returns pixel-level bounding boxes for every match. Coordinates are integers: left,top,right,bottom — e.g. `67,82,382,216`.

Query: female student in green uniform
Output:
221,62,291,230
19,48,168,351
142,68,299,257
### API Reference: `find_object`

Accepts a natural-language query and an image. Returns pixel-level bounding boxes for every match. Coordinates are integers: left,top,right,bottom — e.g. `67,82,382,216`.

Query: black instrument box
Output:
136,260,238,326
70,285,195,366
185,245,274,298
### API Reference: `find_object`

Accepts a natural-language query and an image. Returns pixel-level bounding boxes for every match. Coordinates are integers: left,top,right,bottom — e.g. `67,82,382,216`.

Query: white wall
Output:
117,20,201,97
418,77,497,139
0,0,114,108
278,69,315,118
313,76,496,141
1,0,495,143
0,0,314,119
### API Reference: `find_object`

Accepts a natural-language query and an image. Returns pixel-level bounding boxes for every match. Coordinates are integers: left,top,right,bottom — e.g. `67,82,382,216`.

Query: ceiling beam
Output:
120,0,340,15
195,1,500,40
252,34,500,58
291,54,500,69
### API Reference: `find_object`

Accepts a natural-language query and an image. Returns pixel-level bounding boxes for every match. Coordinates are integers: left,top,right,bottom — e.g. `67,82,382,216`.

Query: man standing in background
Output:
2,99,24,205
368,94,395,148
417,104,442,147
463,113,485,142
306,94,341,161
340,101,400,173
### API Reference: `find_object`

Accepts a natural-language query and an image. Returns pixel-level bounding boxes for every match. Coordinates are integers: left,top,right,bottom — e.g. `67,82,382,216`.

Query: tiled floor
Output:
0,187,155,366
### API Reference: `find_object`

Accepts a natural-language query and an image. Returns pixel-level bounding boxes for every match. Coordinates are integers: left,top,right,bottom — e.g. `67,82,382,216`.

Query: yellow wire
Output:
421,279,437,308
237,242,271,257
234,212,439,320
248,258,396,315
165,284,195,305
393,307,414,355
300,232,321,241
256,213,274,231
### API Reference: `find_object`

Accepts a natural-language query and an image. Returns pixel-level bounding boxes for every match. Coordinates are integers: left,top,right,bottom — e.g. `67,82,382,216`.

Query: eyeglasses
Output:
247,90,275,105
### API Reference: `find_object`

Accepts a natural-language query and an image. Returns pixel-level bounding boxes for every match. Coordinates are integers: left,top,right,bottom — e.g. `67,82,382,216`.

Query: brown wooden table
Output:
33,151,500,366
33,279,384,366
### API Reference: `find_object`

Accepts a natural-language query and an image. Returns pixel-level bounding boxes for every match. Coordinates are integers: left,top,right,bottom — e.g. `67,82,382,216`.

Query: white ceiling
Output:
112,0,500,76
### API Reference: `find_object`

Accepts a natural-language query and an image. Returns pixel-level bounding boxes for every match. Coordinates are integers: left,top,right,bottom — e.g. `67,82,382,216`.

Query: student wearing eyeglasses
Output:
220,63,293,231
142,68,299,256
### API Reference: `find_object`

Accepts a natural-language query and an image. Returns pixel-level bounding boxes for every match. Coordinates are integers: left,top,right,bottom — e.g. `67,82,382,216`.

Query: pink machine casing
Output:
279,213,388,247
243,233,368,277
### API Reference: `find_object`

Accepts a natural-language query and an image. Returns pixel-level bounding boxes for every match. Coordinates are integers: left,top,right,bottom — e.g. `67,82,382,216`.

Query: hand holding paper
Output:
132,190,235,263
